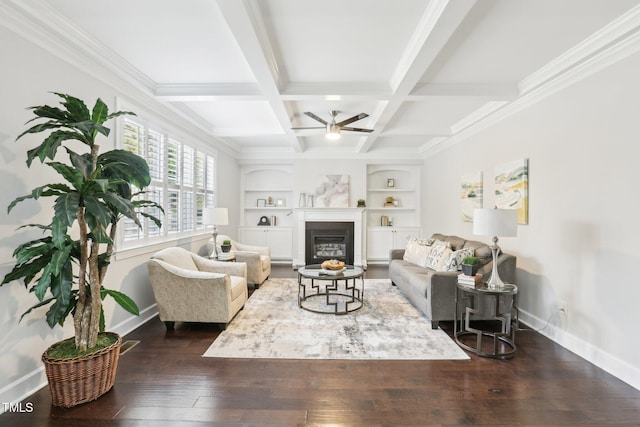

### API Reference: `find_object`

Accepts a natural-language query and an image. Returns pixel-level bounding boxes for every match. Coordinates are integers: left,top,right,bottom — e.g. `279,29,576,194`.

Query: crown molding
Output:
155,83,262,100
520,3,640,95
3,1,156,94
421,4,640,159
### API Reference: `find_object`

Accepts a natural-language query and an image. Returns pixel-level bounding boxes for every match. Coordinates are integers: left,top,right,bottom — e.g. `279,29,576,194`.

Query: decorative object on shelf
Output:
384,196,396,207
221,239,232,253
388,216,393,226
495,158,528,224
387,178,395,188
315,174,349,208
270,215,277,226
461,256,480,276
256,198,266,207
381,215,389,226
473,208,518,289
276,198,286,207
461,171,483,222
299,192,307,208
204,207,229,260
357,198,366,207
258,215,271,226
307,194,314,208
266,196,275,207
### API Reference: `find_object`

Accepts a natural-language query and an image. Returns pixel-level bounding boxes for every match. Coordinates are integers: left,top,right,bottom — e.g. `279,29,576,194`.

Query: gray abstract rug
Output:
203,277,469,360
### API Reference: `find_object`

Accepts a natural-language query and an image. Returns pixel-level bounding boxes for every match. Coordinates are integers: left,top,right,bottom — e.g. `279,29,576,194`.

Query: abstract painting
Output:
461,172,483,222
495,158,528,224
315,175,350,208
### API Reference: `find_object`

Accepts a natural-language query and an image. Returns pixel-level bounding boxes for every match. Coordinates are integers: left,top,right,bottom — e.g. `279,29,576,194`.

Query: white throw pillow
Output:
403,239,431,266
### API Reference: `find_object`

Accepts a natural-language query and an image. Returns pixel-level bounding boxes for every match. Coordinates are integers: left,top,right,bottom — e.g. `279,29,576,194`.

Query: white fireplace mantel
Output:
293,208,366,268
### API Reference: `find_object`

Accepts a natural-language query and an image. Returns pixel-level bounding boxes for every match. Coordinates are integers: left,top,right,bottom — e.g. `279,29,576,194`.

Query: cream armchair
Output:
207,234,271,288
147,247,248,330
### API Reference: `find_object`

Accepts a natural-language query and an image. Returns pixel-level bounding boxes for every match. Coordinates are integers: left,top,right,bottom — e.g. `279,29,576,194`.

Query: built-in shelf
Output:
366,164,421,263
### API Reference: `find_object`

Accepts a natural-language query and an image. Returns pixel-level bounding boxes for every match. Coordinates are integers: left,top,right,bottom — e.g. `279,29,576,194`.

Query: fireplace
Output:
305,221,354,265
294,208,365,268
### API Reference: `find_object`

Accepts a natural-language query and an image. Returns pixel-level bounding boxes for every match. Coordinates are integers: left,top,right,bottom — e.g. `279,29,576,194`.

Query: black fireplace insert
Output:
305,221,354,265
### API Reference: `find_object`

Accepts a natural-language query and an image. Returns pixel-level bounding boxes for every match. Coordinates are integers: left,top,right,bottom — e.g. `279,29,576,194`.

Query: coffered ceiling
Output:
3,0,640,159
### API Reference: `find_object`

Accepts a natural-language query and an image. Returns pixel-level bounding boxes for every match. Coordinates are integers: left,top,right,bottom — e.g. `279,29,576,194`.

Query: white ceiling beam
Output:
356,0,477,153
280,82,392,100
410,82,518,100
215,0,304,153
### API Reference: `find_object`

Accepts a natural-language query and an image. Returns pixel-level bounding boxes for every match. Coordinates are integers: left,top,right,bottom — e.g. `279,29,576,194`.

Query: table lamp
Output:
203,207,228,259
473,208,518,289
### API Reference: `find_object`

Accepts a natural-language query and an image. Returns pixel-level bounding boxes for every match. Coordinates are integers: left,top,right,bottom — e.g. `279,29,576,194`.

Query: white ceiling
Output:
6,0,640,158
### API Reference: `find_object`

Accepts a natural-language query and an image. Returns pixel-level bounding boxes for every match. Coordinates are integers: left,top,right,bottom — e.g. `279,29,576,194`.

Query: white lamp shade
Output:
473,208,518,237
203,207,229,226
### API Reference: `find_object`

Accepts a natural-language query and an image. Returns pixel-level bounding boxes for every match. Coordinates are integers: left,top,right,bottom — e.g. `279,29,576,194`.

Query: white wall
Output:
0,25,241,406
422,49,640,389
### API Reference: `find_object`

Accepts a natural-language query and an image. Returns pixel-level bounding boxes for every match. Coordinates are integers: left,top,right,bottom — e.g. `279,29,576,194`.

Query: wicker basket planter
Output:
41,332,122,407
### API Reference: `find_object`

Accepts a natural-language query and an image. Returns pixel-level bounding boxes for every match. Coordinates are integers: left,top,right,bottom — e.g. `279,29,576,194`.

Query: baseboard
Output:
0,306,159,414
519,309,640,391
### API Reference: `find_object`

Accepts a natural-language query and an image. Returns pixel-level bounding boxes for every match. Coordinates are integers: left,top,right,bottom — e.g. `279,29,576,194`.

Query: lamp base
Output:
487,236,508,290
211,228,219,260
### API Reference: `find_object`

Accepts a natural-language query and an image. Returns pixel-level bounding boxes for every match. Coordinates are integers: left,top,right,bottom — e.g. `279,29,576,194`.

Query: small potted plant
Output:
461,256,480,276
221,239,232,253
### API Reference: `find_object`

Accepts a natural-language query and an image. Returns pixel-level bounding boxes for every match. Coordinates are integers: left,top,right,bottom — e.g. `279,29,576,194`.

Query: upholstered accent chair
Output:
147,247,248,330
207,235,271,288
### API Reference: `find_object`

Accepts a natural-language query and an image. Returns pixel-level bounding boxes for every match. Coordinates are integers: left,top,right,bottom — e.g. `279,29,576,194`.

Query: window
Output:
120,117,216,245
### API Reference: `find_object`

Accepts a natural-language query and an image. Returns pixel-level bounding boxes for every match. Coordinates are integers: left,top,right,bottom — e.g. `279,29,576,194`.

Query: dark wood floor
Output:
2,265,640,426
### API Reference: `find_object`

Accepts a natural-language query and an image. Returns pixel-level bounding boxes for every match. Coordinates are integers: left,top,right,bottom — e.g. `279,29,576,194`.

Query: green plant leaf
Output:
83,195,111,229
45,260,73,327
53,92,90,122
51,216,67,249
98,150,150,189
19,297,54,323
66,148,94,178
33,262,54,301
25,130,84,166
47,162,83,189
91,98,109,126
54,192,80,227
102,288,139,316
100,192,140,226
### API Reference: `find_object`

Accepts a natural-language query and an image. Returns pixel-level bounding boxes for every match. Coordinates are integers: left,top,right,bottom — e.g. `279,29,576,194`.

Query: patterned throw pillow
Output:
442,247,475,272
425,240,451,270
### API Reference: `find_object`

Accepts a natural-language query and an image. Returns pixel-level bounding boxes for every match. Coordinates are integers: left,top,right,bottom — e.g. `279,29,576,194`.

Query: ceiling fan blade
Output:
291,126,325,130
304,112,328,125
336,113,368,127
341,126,373,133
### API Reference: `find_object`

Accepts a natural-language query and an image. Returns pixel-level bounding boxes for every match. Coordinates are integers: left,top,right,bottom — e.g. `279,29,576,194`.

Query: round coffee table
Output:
297,264,365,315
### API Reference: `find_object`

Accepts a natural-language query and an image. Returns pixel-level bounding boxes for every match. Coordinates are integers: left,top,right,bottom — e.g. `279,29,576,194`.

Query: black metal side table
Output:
454,282,518,358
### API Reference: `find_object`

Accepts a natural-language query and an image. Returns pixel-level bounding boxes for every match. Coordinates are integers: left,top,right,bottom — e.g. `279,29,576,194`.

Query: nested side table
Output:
454,283,518,358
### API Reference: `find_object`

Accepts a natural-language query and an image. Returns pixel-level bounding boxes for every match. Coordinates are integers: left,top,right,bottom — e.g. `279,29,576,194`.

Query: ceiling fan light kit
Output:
292,110,373,140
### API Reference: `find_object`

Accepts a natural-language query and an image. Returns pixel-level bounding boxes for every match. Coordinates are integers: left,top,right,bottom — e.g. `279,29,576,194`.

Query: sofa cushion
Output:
403,239,431,266
462,239,492,265
425,240,451,270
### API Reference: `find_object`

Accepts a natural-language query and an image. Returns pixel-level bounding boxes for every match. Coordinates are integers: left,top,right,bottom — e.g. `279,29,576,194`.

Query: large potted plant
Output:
1,93,162,407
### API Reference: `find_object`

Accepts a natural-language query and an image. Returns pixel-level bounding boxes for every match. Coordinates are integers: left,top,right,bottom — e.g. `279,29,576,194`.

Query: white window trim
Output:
113,99,218,258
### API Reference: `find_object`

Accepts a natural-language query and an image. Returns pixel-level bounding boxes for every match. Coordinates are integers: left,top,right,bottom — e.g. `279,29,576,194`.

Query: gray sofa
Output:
389,233,516,329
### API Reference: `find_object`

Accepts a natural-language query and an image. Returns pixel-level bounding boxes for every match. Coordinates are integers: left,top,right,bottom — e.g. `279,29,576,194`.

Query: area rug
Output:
203,278,469,360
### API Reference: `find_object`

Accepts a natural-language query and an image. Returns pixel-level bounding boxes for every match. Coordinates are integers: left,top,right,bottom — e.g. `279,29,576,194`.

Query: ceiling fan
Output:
292,110,373,140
